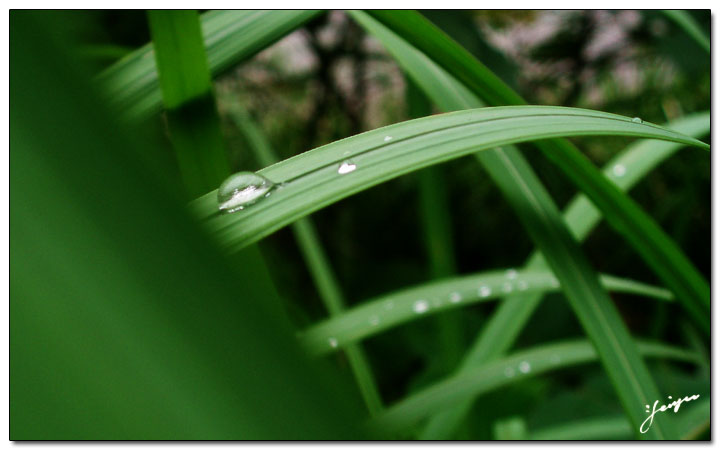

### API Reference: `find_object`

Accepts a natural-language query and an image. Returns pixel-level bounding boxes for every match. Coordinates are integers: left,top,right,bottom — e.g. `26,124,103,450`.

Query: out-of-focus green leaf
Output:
10,11,363,440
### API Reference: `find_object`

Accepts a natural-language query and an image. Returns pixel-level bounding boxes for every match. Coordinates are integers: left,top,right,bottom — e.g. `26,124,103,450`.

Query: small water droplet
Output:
502,282,513,293
517,280,528,291
612,164,626,177
338,160,357,175
550,354,561,363
328,337,338,348
369,315,380,326
632,117,643,124
413,300,429,314
449,292,462,303
384,135,393,142
506,269,518,279
504,367,515,378
518,361,531,373
384,301,395,310
478,285,492,298
217,171,275,213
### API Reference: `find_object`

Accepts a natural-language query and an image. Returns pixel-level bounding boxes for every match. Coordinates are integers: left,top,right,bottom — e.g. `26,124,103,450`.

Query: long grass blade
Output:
369,339,700,434
226,103,383,416
190,106,707,252
365,10,710,335
300,269,672,355
98,10,322,120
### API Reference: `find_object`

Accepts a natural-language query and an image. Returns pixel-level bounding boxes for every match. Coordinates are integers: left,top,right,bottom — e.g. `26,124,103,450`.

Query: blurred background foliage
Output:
15,10,709,439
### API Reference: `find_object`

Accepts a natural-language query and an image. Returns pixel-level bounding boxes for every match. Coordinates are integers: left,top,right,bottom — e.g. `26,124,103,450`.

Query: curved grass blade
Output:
300,269,672,355
421,112,709,439
190,106,707,253
369,339,701,435
226,102,383,416
365,10,710,335
97,10,322,120
662,10,710,53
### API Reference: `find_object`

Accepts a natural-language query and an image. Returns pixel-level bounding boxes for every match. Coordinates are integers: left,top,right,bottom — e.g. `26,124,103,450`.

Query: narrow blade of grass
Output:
148,10,230,197
226,102,383,416
301,268,672,355
369,339,700,434
365,10,710,335
98,10,322,120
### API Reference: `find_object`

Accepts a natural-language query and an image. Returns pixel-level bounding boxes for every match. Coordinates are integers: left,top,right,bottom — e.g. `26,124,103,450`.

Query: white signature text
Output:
640,394,700,434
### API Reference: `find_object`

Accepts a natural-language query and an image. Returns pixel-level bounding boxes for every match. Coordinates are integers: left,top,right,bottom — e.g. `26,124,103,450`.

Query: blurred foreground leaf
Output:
10,11,363,440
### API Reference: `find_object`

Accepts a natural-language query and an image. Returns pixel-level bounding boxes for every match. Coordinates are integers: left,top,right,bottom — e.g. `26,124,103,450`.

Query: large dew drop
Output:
217,171,275,214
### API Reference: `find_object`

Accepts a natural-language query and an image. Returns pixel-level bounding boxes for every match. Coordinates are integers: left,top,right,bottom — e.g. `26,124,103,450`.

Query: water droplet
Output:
217,171,275,213
518,361,531,373
517,280,528,291
328,337,338,348
612,164,626,177
384,135,393,142
506,269,518,279
369,315,380,326
337,161,357,175
478,285,492,298
550,354,561,363
632,117,643,124
449,292,462,303
413,300,429,314
384,301,395,310
502,282,513,293
504,367,515,378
